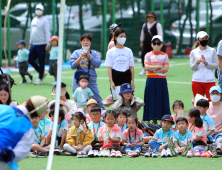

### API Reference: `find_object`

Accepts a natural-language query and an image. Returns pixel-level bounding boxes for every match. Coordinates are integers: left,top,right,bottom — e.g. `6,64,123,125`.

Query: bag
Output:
0,68,16,88
137,119,161,136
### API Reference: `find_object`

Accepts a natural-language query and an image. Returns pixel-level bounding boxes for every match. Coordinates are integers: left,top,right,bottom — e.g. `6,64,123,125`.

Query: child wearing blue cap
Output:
112,83,144,117
16,40,33,84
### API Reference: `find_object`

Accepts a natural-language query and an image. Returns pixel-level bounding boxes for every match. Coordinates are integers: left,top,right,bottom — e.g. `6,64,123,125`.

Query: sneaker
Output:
161,149,167,157
34,78,42,85
30,75,34,83
216,142,222,150
169,142,176,156
193,150,200,157
77,151,83,158
20,80,27,84
200,151,207,157
104,149,110,157
82,151,88,158
208,150,219,158
144,150,152,157
186,150,193,158
94,150,99,157
51,81,57,86
31,151,38,158
63,151,72,156
128,151,136,158
139,69,146,76
36,151,47,158
174,148,179,155
88,150,94,157
116,150,122,158
166,148,172,157
99,149,105,157
110,149,116,157
205,151,212,157
152,149,158,158
42,72,48,81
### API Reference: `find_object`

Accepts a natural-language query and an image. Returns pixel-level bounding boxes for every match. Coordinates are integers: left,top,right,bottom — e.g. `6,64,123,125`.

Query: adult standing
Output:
105,29,135,90
28,4,50,85
190,31,219,100
70,34,104,109
108,23,121,50
216,39,222,93
139,12,163,76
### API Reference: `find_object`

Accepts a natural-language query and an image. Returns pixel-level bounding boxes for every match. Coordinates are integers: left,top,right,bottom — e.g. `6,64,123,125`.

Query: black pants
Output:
141,45,152,67
112,69,131,86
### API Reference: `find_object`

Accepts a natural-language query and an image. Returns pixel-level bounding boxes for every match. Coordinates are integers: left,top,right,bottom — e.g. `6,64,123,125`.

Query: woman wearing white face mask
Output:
143,35,170,124
70,34,104,109
105,29,135,93
207,86,222,141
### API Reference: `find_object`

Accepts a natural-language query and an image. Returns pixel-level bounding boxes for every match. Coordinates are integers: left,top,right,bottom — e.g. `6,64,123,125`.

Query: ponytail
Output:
73,112,89,129
108,33,113,43
194,117,203,128
195,40,199,48
188,108,203,128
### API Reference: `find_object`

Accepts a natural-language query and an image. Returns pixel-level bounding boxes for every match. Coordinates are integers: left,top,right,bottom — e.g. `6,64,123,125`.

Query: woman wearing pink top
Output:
108,23,121,50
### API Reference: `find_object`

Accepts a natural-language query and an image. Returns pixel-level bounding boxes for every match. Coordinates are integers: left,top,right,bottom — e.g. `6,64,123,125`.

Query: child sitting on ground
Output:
39,111,52,136
73,74,94,113
30,114,50,157
196,99,215,143
116,111,127,133
146,115,174,158
46,108,68,148
173,117,192,156
171,100,184,131
122,116,144,157
98,110,122,157
188,108,207,147
88,106,106,150
85,99,98,124
63,112,94,158
112,83,144,117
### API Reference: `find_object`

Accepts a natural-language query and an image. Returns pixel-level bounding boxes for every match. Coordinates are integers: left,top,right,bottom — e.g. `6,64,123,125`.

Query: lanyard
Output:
189,125,195,132
75,127,82,145
174,115,177,129
201,114,207,121
105,125,113,137
178,130,187,141
39,118,45,132
93,122,100,136
56,122,62,136
162,129,170,144
34,125,42,139
128,129,136,143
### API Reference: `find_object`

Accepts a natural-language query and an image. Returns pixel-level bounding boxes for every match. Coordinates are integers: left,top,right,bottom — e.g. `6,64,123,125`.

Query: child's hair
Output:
114,29,127,45
126,116,138,125
172,100,184,110
0,85,12,105
188,108,203,128
52,82,70,99
79,74,89,82
116,111,128,118
90,106,101,114
105,110,117,118
73,112,88,129
49,108,65,120
196,99,209,108
176,117,188,125
26,99,39,118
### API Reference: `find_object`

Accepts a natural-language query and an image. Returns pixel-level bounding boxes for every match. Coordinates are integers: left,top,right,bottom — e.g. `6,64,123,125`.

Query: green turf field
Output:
8,57,220,169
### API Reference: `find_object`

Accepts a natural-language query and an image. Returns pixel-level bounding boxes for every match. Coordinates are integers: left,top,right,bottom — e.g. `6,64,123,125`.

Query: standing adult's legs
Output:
36,44,46,79
192,81,205,98
28,45,39,72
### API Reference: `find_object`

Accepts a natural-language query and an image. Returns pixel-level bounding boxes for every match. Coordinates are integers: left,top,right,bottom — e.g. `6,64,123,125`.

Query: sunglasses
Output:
153,42,162,46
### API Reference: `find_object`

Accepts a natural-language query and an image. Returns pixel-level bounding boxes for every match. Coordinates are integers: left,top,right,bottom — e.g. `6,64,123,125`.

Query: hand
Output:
108,136,112,142
191,98,195,106
131,81,135,90
111,82,115,90
201,55,206,65
73,145,79,150
78,145,84,151
84,49,90,56
28,45,31,50
45,45,50,52
140,42,143,48
79,53,86,59
196,58,202,64
59,100,65,106
158,145,164,151
157,65,164,69
212,131,219,136
179,147,184,153
131,143,136,147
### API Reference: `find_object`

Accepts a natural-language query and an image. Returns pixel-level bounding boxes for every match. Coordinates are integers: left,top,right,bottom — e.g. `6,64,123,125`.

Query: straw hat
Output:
145,12,157,20
30,96,50,116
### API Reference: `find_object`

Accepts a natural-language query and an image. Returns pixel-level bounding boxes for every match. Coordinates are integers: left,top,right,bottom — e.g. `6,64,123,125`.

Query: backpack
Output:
0,68,16,88
137,119,161,136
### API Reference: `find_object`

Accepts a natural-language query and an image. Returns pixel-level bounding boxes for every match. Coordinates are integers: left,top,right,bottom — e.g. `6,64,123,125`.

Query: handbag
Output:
0,68,16,88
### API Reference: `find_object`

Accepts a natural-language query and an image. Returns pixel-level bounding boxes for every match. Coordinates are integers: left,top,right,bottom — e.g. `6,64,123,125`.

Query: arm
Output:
74,98,77,102
60,100,70,113
190,51,201,71
136,139,144,146
212,128,222,136
82,130,94,146
205,50,219,69
70,51,85,69
40,136,46,147
59,130,67,147
174,142,181,150
206,130,214,137
108,136,121,143
129,66,135,89
144,64,164,71
155,65,169,73
140,24,145,43
156,23,163,36
218,55,222,71
46,130,52,144
87,50,102,68
121,139,131,146
107,67,115,89
44,19,50,46
193,136,201,141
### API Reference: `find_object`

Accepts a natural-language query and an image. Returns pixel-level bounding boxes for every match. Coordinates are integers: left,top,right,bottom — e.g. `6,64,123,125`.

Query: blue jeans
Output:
214,133,222,142
124,145,142,152
148,140,168,151
28,44,46,79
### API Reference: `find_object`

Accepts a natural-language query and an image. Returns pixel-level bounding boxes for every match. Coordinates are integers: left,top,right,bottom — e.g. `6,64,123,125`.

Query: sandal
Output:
182,143,191,156
168,142,177,156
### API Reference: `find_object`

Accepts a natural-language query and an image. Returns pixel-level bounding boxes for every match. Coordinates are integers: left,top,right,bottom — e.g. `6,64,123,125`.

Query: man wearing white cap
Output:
28,4,51,85
0,96,50,170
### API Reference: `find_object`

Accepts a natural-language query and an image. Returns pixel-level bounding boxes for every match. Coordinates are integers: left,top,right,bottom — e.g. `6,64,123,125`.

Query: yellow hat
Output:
51,87,67,96
30,96,50,116
87,99,98,106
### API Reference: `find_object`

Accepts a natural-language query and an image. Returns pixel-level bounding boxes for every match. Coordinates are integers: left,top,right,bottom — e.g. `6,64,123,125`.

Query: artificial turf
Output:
7,57,220,169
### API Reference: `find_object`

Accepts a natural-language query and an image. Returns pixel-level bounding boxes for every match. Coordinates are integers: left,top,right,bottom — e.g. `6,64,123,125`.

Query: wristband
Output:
87,54,91,58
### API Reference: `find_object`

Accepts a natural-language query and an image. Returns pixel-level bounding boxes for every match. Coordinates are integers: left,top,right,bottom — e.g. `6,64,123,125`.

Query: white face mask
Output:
35,10,43,16
77,124,84,133
210,95,221,103
82,45,90,50
152,45,162,52
117,37,126,45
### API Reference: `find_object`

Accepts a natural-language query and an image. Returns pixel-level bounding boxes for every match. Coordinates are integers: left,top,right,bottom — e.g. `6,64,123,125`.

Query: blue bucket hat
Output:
16,40,26,46
209,86,222,94
161,115,174,124
119,83,134,95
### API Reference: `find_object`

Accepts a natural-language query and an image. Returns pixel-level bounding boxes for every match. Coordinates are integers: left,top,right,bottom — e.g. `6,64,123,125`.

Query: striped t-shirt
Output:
98,124,122,146
144,51,169,78
188,124,207,145
122,127,144,144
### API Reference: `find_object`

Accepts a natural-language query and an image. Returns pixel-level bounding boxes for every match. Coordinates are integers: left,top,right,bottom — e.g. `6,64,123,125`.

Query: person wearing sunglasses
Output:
143,35,171,125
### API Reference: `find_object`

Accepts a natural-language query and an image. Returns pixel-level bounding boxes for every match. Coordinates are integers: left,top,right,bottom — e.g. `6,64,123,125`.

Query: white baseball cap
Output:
151,35,163,42
36,4,44,10
196,31,209,39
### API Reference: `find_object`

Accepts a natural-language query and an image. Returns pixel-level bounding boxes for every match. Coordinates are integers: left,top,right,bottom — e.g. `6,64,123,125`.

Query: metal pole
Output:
151,0,154,11
206,0,209,34
103,0,107,60
196,0,200,34
46,0,65,169
0,0,2,66
112,0,116,23
52,0,56,35
160,0,164,39
7,0,11,66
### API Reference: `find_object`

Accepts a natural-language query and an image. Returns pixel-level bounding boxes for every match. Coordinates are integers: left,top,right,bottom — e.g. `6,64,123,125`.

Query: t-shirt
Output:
73,87,94,106
50,46,58,60
108,40,115,50
171,114,178,131
50,119,68,137
173,130,193,147
105,47,134,72
207,102,222,131
144,51,169,78
98,124,122,146
88,121,106,141
17,48,29,62
153,128,174,144
201,114,215,136
39,118,52,136
33,125,44,144
188,124,207,145
117,123,127,133
122,127,144,144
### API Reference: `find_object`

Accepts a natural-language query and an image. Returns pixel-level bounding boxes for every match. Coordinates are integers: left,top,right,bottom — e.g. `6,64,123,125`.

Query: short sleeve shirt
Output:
207,102,222,131
171,114,178,131
17,48,29,62
39,118,52,136
73,87,94,106
122,127,144,144
117,123,127,133
34,125,44,144
50,119,68,137
189,124,207,145
49,46,58,60
201,114,215,134
173,130,193,147
217,40,222,57
88,121,106,141
153,128,174,144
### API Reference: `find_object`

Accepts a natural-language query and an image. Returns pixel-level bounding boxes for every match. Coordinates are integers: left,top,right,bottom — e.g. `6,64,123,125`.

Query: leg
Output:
19,62,27,82
204,82,216,101
32,143,48,153
148,140,161,151
28,45,39,73
124,145,133,154
36,44,46,79
0,161,11,170
192,81,205,98
134,145,142,154
82,145,92,153
144,136,154,144
63,143,77,154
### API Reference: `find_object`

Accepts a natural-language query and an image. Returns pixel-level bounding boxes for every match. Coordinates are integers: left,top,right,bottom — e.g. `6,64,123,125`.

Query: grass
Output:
7,57,220,169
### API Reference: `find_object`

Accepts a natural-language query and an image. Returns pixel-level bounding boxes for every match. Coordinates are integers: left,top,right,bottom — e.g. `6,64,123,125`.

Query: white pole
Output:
46,0,66,169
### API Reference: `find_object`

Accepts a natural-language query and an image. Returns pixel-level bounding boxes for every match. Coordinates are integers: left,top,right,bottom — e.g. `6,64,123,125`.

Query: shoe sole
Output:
161,155,167,158
88,155,94,157
186,155,193,158
152,155,158,158
144,155,151,157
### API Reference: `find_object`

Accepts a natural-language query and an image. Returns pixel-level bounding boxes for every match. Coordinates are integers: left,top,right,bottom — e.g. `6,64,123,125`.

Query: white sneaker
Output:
77,151,83,158
116,150,122,158
161,149,167,157
99,150,105,157
152,149,158,158
88,150,94,157
110,149,116,157
82,151,88,158
166,148,172,157
104,149,110,157
51,81,57,86
34,78,42,85
94,150,99,157
139,69,146,76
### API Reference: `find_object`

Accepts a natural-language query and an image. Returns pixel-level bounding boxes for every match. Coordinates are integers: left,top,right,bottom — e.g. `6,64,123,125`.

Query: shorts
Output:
49,60,57,76
19,61,28,75
77,105,88,113
124,145,142,152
